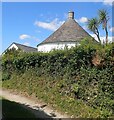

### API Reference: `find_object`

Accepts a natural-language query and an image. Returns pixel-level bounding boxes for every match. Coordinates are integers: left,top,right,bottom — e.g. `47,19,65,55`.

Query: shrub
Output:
2,72,11,81
1,40,114,118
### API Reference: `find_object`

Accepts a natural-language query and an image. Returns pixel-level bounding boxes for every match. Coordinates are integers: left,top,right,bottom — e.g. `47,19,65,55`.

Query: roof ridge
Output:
13,42,37,49
73,19,91,36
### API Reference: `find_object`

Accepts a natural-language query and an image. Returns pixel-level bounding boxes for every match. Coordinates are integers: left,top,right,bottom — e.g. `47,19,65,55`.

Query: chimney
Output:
68,11,74,19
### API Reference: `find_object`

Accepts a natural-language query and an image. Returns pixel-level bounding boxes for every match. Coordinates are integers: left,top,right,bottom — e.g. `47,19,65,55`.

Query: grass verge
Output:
2,70,105,118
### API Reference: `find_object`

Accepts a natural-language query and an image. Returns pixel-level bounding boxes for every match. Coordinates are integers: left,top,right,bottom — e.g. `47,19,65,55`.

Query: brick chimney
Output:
68,11,74,19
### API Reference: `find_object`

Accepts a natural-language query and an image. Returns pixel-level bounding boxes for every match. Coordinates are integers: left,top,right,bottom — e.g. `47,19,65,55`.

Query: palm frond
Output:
87,18,99,32
98,9,109,24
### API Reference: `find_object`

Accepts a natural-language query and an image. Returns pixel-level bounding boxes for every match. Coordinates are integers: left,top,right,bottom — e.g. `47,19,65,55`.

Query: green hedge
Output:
2,42,97,76
1,40,114,117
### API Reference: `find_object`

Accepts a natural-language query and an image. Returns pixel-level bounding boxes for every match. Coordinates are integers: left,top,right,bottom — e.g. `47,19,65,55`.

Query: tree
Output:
87,18,101,44
98,9,109,45
2,48,21,62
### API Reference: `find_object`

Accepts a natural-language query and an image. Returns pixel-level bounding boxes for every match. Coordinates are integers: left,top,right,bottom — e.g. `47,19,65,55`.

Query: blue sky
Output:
2,2,113,53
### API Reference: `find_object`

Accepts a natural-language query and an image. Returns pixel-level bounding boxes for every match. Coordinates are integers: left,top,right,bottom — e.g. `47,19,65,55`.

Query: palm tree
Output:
98,9,109,45
87,18,101,44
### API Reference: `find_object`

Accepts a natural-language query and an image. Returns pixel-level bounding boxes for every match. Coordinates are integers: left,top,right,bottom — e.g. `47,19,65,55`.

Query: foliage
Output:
98,9,109,44
87,18,101,43
2,72,11,81
2,48,21,61
2,40,114,118
87,9,110,45
2,70,103,118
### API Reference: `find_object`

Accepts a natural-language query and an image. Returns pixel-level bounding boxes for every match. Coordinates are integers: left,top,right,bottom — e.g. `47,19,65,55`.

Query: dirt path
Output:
0,88,70,119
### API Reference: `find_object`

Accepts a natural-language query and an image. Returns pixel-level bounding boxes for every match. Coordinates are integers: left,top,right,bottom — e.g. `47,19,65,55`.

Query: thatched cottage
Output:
3,11,93,55
37,11,92,52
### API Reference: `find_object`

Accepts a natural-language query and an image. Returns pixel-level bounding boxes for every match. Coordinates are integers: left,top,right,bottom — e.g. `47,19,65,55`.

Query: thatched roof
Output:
38,11,92,46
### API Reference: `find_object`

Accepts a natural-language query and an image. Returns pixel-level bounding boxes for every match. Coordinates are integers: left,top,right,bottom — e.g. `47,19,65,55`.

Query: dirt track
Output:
0,88,70,119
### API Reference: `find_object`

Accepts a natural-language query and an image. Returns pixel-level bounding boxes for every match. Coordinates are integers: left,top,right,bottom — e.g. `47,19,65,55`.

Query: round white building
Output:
37,11,92,52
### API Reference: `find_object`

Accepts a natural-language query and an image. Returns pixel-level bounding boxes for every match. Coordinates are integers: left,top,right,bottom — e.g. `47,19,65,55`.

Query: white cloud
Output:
32,36,40,42
76,17,88,24
110,27,114,32
35,30,41,33
78,17,88,23
103,0,113,6
90,34,98,41
82,25,88,30
34,18,65,31
19,34,31,40
23,42,30,46
100,36,114,43
75,19,78,22
90,34,114,43
19,34,40,42
64,13,68,19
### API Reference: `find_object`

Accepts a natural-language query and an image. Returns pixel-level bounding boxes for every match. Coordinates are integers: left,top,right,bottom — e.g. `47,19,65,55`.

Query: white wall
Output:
9,44,18,50
37,42,79,52
2,44,19,55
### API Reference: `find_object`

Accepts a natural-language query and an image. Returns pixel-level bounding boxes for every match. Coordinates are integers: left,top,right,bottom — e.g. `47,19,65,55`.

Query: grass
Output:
1,97,36,118
2,70,104,118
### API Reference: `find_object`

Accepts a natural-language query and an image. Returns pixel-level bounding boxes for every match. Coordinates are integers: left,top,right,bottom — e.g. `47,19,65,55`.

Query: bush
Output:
2,41,114,118
2,72,11,81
